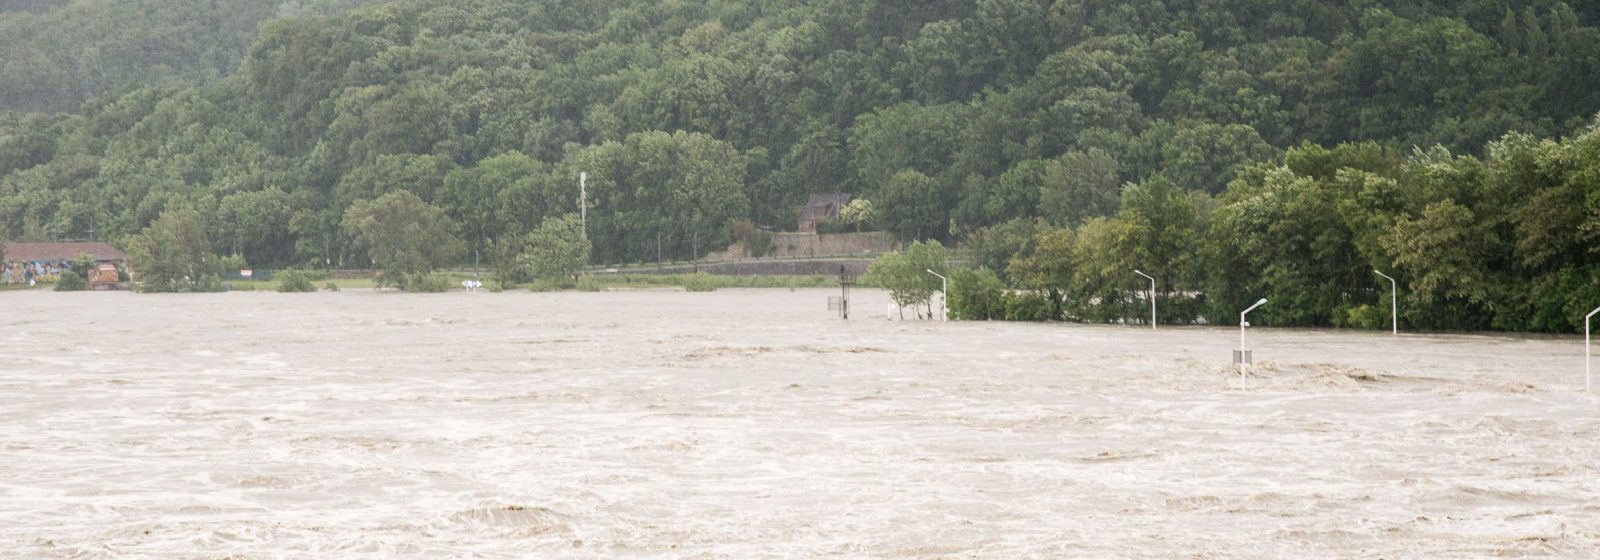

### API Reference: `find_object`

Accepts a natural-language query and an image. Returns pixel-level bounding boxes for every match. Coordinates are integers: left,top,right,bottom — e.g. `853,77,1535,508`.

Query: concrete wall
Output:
623,259,873,277
708,232,898,261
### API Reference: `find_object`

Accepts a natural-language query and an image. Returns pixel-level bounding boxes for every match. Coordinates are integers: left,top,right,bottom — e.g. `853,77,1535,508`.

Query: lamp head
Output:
1257,298,1268,305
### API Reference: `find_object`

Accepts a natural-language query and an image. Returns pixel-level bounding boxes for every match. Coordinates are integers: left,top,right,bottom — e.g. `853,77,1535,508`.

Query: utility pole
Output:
578,172,588,239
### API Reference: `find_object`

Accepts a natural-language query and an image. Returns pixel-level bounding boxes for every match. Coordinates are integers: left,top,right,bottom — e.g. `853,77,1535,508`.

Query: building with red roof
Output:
2,241,128,288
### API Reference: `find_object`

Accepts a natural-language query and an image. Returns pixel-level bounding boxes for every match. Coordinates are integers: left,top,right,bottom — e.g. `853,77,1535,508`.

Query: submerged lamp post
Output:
1134,269,1156,330
1238,298,1268,388
1587,305,1600,392
1374,270,1397,335
926,269,947,321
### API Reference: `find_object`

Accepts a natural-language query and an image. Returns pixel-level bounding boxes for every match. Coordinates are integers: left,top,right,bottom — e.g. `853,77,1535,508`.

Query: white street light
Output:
1374,270,1397,335
926,269,948,321
1587,305,1600,392
1240,298,1268,389
1134,269,1155,330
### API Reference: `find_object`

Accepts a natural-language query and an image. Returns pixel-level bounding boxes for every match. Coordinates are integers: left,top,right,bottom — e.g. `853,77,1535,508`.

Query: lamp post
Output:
1134,269,1156,330
578,172,588,239
1374,270,1397,335
1587,305,1600,392
1239,298,1268,388
926,269,947,321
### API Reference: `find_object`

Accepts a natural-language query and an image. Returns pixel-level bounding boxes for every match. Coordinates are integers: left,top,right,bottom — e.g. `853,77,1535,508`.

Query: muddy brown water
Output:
2,289,1597,558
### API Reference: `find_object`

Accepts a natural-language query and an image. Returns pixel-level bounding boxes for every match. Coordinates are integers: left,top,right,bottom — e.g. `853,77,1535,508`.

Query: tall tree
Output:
126,206,223,293
341,191,464,290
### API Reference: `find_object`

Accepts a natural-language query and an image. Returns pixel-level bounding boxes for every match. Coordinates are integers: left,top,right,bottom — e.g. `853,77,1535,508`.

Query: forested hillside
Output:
3,0,1600,329
0,0,385,113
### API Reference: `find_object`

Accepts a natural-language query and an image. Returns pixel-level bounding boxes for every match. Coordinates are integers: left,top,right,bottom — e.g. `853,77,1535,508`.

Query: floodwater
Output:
2,289,1597,558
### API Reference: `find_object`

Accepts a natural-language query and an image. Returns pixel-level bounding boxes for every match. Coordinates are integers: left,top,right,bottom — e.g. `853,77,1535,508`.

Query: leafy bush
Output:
1004,291,1054,322
524,278,565,292
682,272,717,292
275,269,316,293
220,254,249,274
54,269,87,291
948,267,1006,320
1340,304,1386,330
195,273,225,293
576,275,602,292
404,273,455,293
324,282,340,292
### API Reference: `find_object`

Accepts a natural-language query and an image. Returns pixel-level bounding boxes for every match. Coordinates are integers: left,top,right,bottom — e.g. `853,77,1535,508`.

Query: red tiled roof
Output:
3,242,128,262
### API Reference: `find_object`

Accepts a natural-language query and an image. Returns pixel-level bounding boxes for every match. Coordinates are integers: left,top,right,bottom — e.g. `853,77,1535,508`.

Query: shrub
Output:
324,282,340,292
54,270,87,291
1341,304,1385,330
1004,291,1054,321
576,275,602,292
275,269,317,293
220,254,249,274
195,273,225,293
948,267,1006,320
682,272,717,292
404,273,455,293
525,278,565,292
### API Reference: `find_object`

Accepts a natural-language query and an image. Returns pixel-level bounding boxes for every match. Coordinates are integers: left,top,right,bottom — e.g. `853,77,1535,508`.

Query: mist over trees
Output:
2,0,1600,329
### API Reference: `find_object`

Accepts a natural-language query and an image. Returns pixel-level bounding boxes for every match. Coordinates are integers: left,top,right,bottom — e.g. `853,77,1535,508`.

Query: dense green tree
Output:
126,206,224,293
947,267,1007,321
874,170,945,240
574,130,748,263
1039,149,1122,227
215,187,295,267
867,240,949,319
516,214,591,283
341,190,464,290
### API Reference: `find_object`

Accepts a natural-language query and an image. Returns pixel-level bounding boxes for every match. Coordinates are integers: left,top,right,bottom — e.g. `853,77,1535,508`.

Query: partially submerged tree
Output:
127,206,224,293
341,191,464,291
517,213,591,284
867,240,949,319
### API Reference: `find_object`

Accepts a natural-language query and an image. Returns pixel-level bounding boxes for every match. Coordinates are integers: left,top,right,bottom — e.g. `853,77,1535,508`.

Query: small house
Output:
798,193,853,233
2,241,129,288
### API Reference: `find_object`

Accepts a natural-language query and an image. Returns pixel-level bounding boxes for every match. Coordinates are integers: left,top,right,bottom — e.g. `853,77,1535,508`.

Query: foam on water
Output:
1,289,1598,558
